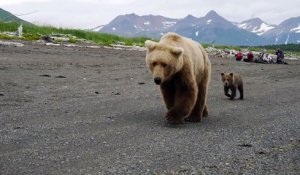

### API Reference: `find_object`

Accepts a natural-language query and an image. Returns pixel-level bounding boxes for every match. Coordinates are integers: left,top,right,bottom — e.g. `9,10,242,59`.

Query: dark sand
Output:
0,41,299,174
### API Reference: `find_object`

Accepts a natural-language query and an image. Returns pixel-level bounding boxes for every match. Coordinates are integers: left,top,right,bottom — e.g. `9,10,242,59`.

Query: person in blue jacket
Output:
275,48,285,64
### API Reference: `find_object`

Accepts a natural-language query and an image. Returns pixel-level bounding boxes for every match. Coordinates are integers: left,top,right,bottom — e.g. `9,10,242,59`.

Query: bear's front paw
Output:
165,113,183,124
185,116,201,122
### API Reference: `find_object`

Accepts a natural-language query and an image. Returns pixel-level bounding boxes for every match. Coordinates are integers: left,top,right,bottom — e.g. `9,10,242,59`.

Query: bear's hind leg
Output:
203,105,208,117
185,94,202,122
185,84,208,122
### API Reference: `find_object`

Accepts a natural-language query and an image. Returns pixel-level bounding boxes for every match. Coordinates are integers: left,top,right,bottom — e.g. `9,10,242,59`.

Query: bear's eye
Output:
161,63,167,68
152,62,157,66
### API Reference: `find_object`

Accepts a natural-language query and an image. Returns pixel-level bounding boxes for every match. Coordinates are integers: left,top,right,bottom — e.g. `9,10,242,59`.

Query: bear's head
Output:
145,40,184,85
221,72,234,87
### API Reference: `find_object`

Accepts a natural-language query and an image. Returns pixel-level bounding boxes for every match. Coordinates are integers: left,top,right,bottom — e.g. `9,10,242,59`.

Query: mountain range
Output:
1,8,299,46
99,10,300,46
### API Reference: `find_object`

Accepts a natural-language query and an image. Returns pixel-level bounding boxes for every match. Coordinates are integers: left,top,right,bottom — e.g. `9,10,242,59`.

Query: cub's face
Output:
221,73,234,87
145,40,184,85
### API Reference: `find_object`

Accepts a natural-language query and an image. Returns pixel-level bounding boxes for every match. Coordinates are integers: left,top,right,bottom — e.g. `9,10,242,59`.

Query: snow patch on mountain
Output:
237,22,274,35
90,25,104,32
290,24,300,33
207,19,212,24
144,21,150,25
162,21,177,28
285,34,290,44
237,23,246,29
253,23,275,35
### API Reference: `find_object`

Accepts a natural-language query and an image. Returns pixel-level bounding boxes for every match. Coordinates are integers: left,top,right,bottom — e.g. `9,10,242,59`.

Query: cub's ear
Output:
221,73,225,76
145,40,157,51
171,47,184,57
230,73,234,76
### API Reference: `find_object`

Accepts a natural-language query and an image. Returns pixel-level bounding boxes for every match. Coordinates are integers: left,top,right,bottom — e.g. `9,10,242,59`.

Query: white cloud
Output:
0,0,49,6
74,0,137,5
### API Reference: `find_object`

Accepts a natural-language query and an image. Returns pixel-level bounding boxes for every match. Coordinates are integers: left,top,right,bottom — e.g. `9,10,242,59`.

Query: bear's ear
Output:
221,73,225,77
171,47,184,57
145,40,157,51
230,73,234,76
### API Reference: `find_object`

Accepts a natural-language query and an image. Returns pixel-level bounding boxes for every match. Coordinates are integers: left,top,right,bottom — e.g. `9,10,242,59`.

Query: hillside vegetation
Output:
0,8,31,24
0,21,149,46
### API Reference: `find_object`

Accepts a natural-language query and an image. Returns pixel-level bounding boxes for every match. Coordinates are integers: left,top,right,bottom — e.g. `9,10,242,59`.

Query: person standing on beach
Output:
276,48,284,64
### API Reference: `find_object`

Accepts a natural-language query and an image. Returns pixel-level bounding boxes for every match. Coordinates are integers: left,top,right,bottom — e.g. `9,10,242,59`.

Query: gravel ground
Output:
0,41,299,175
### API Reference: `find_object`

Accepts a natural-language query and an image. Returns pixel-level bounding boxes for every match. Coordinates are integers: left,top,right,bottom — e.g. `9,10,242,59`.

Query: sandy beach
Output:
0,40,299,174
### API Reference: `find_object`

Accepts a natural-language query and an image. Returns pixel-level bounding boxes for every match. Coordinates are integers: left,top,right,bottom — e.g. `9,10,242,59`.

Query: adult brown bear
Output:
145,32,211,124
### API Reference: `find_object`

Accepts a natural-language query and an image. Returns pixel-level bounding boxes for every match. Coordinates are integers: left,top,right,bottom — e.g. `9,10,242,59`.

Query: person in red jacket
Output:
244,51,254,62
235,51,243,61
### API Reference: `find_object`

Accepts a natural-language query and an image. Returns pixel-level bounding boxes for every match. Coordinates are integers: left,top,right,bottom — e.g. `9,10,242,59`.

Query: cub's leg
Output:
224,86,231,97
238,84,244,100
229,87,236,100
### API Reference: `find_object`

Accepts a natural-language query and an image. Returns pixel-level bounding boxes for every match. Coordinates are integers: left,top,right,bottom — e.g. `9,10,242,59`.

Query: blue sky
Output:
1,0,299,29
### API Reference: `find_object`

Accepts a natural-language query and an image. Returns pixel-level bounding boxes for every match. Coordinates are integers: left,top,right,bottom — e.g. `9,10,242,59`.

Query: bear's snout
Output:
154,77,162,85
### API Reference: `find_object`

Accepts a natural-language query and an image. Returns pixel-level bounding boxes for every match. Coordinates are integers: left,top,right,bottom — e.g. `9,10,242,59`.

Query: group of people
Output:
235,50,257,62
235,49,287,64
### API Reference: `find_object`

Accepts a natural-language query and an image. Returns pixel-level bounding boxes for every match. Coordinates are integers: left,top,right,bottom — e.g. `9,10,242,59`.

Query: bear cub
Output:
221,72,243,100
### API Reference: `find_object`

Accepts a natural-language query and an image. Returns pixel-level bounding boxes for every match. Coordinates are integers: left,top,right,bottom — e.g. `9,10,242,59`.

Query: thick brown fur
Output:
221,72,244,100
145,32,211,124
